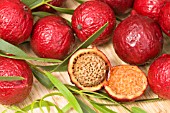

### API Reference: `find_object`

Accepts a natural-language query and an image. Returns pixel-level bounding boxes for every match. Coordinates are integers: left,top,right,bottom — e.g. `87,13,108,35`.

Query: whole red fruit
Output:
95,0,134,15
0,57,33,105
72,1,116,45
0,0,33,45
159,2,170,37
34,0,66,13
113,14,163,65
148,54,170,99
31,15,75,60
133,0,167,21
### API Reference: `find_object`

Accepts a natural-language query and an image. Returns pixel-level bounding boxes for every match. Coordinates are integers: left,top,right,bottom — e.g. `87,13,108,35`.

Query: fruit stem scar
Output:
77,24,82,30
23,6,28,11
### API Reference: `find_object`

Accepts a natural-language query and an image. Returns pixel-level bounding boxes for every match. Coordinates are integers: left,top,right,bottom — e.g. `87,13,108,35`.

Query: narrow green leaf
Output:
46,3,74,14
0,76,24,81
91,102,117,113
37,64,67,72
45,71,83,113
61,103,72,113
76,98,96,113
30,66,54,89
131,107,147,113
51,22,109,72
0,53,62,63
32,11,55,18
0,39,27,57
74,0,85,4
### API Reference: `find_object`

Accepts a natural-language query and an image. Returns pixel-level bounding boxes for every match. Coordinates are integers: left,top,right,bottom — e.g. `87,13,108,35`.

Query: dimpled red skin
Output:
31,15,75,60
113,14,163,65
133,0,167,21
72,1,116,45
35,0,66,13
95,0,134,15
0,57,33,105
159,2,170,37
0,0,33,45
148,54,170,99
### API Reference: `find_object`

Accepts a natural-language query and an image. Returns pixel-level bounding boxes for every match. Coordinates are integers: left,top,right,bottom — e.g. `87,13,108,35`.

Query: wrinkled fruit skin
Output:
113,14,163,65
0,0,33,45
31,15,75,60
95,0,134,15
148,54,170,99
72,1,116,45
34,0,66,13
0,57,33,105
159,2,170,37
133,0,167,21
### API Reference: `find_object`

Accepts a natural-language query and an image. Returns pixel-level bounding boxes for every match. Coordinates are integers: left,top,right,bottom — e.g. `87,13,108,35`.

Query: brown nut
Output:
68,47,111,91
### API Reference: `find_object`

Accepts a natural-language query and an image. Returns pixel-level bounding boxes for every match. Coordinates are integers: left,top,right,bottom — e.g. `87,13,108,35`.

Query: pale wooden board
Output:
0,0,170,113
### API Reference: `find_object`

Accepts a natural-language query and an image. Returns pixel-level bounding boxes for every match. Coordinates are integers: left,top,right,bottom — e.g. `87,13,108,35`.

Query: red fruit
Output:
148,54,170,99
113,14,163,65
72,1,116,45
133,0,167,21
0,57,33,105
95,0,134,15
31,15,75,60
0,0,33,45
34,0,66,13
104,65,148,102
159,2,170,36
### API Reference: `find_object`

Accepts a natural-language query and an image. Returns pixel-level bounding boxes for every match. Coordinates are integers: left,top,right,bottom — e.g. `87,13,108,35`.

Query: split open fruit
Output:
68,47,148,101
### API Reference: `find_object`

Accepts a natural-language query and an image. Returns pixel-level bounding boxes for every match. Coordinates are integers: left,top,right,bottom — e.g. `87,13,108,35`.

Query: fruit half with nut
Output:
104,65,148,102
68,47,111,91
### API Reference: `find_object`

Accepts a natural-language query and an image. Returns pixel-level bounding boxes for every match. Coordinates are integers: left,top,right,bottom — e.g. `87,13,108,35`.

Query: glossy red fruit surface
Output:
0,57,33,105
0,0,33,45
31,15,75,60
148,54,170,99
133,0,167,21
72,1,116,45
159,2,170,36
95,0,134,15
35,0,66,13
113,14,163,65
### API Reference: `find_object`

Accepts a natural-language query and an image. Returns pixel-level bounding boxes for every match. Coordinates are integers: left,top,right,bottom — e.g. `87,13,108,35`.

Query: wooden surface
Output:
1,0,170,113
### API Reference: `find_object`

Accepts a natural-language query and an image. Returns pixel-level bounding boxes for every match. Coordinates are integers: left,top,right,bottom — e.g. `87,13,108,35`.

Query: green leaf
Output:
74,0,85,4
0,53,62,63
91,102,117,113
46,3,74,14
37,64,67,72
22,0,52,10
0,76,24,81
61,103,72,113
30,65,54,89
51,22,109,72
131,107,147,113
0,39,27,57
76,98,96,113
45,71,83,113
32,11,55,18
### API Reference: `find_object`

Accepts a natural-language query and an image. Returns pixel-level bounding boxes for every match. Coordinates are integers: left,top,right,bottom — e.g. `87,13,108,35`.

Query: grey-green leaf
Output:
32,11,55,18
0,39,27,57
76,98,96,113
131,107,147,113
45,71,83,113
0,76,24,81
46,3,74,14
91,102,117,113
51,22,108,72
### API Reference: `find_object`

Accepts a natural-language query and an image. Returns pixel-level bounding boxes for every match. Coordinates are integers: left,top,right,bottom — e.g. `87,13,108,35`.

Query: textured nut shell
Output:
104,65,148,102
68,47,111,91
